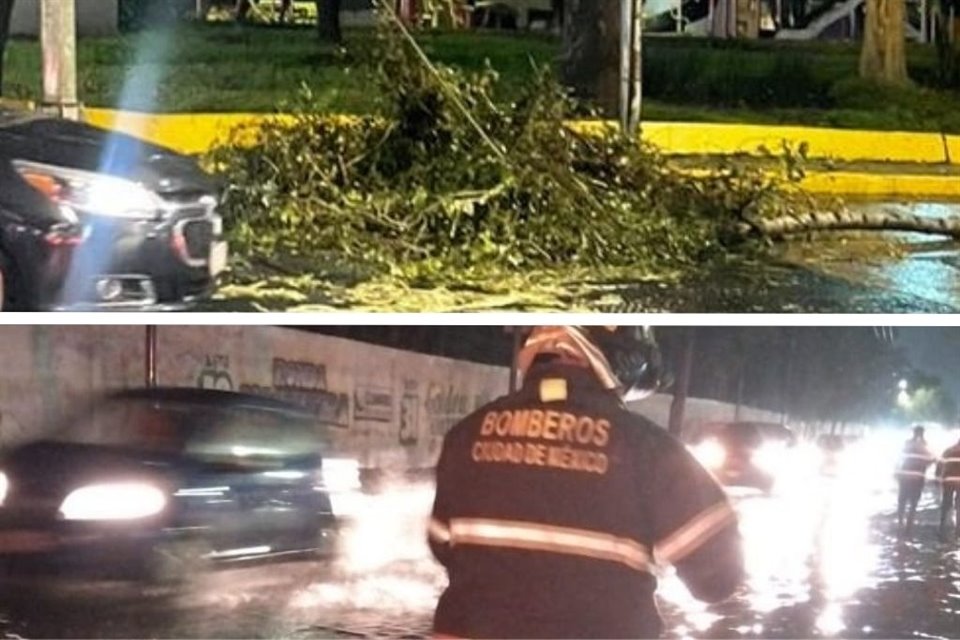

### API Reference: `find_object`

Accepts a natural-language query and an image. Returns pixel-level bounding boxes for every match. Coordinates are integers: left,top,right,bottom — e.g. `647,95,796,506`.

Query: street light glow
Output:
897,390,912,407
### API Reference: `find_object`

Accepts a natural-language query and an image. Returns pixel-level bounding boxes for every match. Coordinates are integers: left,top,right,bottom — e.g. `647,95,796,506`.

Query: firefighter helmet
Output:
583,326,662,400
518,326,663,400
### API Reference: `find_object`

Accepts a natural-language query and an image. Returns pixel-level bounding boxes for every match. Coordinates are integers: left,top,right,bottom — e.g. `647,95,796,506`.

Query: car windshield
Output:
49,395,327,457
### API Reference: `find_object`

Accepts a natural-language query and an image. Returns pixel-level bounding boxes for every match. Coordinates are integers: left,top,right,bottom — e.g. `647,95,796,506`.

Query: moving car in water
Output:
0,106,227,310
0,388,356,582
689,421,799,493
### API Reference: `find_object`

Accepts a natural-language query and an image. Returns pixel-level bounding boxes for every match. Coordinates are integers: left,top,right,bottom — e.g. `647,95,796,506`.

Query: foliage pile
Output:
209,18,817,284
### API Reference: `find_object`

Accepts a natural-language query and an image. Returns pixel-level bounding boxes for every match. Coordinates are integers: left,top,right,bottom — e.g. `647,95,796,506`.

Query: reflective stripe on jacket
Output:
428,362,744,639
939,444,960,485
897,439,935,478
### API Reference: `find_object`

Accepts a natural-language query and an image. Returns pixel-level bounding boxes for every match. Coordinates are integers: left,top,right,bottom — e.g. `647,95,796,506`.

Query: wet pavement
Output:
206,200,960,313
608,201,960,313
2,460,959,639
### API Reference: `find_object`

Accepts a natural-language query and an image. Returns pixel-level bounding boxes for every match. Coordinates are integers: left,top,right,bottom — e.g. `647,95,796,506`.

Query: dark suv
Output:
0,107,227,310
0,388,343,582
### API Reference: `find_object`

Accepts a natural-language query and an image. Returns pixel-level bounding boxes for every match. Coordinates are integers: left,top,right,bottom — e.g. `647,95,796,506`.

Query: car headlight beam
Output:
13,159,163,220
318,458,362,494
60,482,167,521
752,442,789,473
692,439,726,469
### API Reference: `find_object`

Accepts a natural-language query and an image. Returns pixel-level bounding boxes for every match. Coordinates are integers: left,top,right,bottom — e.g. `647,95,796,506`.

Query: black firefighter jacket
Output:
428,363,745,639
937,442,960,486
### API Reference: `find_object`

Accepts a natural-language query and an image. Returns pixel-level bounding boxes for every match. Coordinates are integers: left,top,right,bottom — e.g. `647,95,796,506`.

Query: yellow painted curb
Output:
82,108,294,155
571,120,953,165
677,167,960,199
83,108,959,167
946,134,960,165
642,122,950,165
800,171,960,199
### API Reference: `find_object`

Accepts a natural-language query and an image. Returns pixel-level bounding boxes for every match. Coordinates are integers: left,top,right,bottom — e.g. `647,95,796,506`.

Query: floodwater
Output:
605,200,960,313
2,447,959,639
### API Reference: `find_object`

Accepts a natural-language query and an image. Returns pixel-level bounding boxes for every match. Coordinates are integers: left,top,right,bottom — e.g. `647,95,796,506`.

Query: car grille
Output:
181,218,214,262
165,194,222,268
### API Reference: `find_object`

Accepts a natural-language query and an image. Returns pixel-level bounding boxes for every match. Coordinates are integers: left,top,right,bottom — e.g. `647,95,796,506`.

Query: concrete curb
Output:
800,171,960,199
81,108,960,198
679,167,960,199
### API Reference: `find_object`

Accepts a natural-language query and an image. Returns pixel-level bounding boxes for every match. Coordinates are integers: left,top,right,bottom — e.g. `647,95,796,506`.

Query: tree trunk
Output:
0,0,14,97
860,0,910,84
742,209,960,239
668,328,696,439
552,0,564,28
316,0,342,43
561,0,620,115
934,0,960,87
733,364,744,421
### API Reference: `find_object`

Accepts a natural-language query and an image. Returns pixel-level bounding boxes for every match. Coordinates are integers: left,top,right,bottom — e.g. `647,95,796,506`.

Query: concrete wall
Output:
628,394,785,440
0,326,791,466
0,326,509,470
11,0,119,37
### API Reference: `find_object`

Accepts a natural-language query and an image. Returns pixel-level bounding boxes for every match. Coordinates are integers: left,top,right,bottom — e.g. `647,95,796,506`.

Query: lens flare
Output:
59,27,176,307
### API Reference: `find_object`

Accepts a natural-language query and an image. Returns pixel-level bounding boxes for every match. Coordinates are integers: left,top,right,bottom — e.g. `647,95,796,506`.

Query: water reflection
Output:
658,459,894,638
824,201,960,310
310,452,959,639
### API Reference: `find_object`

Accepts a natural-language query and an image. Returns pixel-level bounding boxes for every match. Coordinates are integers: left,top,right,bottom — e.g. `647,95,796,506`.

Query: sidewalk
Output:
670,155,960,199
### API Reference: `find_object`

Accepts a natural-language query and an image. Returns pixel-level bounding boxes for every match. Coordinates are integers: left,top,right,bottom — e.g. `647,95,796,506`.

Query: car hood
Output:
0,114,218,197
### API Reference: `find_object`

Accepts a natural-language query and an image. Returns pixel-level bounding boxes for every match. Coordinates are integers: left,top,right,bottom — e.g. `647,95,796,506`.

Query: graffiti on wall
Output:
241,358,350,428
193,355,350,428
425,383,497,437
399,379,419,447
196,354,235,390
354,385,394,423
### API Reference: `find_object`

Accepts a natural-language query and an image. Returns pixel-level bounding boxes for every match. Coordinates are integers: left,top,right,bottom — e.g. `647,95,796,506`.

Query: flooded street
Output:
3,458,959,639
801,202,960,312
604,200,960,313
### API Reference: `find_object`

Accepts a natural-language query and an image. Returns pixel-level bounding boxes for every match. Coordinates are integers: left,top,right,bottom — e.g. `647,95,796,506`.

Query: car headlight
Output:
752,442,789,473
0,471,8,507
318,458,362,494
13,159,163,220
692,439,726,469
60,482,167,521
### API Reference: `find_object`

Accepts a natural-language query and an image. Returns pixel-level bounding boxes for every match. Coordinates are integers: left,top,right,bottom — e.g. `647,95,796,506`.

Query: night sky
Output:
297,325,960,409
897,327,960,400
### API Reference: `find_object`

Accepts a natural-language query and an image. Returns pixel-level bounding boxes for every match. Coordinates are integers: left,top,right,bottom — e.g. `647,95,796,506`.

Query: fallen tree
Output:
208,11,951,289
744,208,960,239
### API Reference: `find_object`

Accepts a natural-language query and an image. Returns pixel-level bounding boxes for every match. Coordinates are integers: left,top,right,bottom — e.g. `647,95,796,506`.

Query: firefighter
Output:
427,326,745,639
937,433,960,540
896,425,936,535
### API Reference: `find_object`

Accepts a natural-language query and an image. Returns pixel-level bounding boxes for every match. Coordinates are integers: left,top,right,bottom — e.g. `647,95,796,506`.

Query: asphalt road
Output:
608,201,960,313
2,454,959,639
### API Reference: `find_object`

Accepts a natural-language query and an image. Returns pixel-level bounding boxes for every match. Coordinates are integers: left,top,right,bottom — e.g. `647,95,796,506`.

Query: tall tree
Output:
316,0,342,43
561,0,619,115
667,328,696,439
860,0,910,85
0,0,14,97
